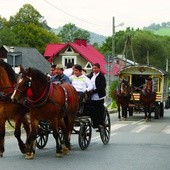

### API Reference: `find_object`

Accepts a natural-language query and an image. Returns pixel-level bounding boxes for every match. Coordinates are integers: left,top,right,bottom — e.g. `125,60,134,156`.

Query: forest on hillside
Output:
144,22,170,30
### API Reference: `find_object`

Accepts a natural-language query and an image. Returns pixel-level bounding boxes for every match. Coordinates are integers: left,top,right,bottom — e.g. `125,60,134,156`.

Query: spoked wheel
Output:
100,108,111,145
36,121,51,149
78,119,92,150
154,103,160,119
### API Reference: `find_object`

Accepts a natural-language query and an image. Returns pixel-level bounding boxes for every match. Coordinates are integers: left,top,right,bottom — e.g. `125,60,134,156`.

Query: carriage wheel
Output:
100,108,111,145
36,127,49,149
128,107,133,116
159,102,164,117
154,103,160,119
36,122,50,149
78,119,92,150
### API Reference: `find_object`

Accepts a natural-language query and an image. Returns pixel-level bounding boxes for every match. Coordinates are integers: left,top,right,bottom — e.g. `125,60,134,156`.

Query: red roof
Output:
44,40,107,74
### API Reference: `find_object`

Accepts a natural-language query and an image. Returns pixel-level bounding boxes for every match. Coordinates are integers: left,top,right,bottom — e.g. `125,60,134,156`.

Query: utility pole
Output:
112,16,115,59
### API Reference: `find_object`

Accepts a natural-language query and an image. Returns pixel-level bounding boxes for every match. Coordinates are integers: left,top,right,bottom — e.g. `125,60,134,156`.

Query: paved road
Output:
2,109,170,170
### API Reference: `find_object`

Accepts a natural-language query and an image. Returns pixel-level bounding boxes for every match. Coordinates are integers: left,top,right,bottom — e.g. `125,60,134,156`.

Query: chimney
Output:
74,39,87,46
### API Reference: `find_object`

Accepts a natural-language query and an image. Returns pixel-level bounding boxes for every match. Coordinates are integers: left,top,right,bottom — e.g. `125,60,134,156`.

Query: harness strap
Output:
49,84,68,113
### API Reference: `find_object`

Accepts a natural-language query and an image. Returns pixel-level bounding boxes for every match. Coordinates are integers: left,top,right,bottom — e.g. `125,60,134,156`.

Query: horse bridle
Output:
14,73,31,94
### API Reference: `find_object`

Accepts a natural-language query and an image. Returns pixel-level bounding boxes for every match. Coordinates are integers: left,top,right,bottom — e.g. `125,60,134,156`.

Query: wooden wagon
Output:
118,65,169,118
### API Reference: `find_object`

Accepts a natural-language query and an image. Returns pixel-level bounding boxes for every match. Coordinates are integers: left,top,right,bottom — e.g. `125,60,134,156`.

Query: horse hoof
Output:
56,153,63,158
63,147,70,155
25,152,34,159
0,153,3,158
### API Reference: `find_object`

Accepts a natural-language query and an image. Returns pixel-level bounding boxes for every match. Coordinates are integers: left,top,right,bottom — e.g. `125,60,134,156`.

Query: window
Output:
62,56,77,67
84,62,92,70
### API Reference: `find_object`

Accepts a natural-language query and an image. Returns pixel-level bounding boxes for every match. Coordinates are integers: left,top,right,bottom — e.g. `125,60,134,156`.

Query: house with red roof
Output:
43,39,107,74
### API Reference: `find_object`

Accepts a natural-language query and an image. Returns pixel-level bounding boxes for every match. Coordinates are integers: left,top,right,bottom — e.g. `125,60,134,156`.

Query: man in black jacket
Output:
87,63,106,130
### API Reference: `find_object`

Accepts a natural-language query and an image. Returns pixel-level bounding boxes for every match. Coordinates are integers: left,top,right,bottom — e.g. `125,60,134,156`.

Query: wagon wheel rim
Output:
36,131,49,149
100,108,111,145
78,120,92,150
36,122,50,149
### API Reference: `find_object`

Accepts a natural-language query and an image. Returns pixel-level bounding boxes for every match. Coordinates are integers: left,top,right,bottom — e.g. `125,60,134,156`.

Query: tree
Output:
58,23,90,43
0,26,19,46
0,16,19,46
0,16,8,29
9,4,50,30
4,4,61,53
12,23,60,53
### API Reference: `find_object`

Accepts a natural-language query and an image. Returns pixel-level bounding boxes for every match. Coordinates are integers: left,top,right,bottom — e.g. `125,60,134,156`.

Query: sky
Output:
0,0,170,36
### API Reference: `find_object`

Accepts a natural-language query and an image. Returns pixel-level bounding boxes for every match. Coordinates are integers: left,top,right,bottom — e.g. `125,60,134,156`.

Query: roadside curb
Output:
108,108,117,114
6,109,117,136
5,128,25,137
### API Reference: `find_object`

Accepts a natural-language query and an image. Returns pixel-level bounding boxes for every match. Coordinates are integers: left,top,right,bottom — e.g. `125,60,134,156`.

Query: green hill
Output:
52,27,106,46
152,28,170,36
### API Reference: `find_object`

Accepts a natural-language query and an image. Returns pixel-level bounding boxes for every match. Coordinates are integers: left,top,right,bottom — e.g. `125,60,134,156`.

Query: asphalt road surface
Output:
1,109,170,170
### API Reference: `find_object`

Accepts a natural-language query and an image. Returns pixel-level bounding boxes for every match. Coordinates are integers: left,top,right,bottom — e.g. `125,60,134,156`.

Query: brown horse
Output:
140,78,156,120
113,79,132,120
11,66,79,159
0,60,30,157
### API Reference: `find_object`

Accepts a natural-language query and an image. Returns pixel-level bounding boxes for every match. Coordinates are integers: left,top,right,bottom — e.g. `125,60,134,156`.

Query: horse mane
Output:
0,59,16,83
26,67,48,87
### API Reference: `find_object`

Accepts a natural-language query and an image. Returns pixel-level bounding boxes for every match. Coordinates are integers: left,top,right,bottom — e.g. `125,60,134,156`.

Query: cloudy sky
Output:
0,0,170,36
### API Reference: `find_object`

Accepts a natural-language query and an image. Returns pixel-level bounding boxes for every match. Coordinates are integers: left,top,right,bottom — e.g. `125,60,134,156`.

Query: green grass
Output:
153,28,170,36
5,121,15,131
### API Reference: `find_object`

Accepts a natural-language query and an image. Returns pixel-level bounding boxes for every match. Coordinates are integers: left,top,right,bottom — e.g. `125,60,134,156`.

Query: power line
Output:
43,0,111,27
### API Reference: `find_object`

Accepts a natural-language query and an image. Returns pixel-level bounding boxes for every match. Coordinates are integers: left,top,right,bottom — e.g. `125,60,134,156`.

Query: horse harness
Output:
22,80,69,114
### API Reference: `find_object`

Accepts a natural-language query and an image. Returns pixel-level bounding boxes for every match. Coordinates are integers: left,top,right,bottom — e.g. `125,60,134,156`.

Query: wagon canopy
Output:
118,65,168,76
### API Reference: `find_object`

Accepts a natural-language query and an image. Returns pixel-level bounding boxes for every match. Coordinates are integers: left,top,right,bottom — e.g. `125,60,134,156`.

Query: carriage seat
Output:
76,92,90,117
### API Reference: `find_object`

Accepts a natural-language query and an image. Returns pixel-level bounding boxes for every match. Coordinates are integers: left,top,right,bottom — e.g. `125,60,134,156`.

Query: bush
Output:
107,80,118,109
109,80,118,100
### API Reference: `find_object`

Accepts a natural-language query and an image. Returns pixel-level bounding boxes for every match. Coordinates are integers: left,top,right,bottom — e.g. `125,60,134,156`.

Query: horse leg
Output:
22,115,30,138
0,120,5,157
59,118,70,155
63,116,73,151
14,115,30,154
144,106,148,120
122,106,125,120
25,119,38,159
52,119,63,158
14,119,27,154
148,106,152,121
124,106,128,120
117,105,121,120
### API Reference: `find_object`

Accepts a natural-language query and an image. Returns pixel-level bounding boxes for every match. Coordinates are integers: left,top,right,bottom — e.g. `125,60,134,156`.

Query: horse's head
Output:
11,66,31,102
11,65,48,103
119,79,131,95
143,78,153,93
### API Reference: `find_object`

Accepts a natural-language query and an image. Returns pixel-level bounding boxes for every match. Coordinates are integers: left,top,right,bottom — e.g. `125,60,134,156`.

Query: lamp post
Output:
112,17,115,59
112,16,124,59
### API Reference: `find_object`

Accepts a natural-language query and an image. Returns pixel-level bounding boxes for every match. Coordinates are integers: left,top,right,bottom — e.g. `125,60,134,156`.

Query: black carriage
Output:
36,104,111,150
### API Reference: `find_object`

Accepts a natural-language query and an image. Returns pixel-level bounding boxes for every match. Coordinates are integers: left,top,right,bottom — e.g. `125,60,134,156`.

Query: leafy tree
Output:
58,23,90,43
0,3,61,53
132,31,166,69
9,4,50,30
12,23,60,53
0,26,19,46
0,16,8,29
98,36,112,56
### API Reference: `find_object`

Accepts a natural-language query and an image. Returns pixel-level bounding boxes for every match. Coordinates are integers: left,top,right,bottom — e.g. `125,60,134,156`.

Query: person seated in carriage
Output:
69,64,93,115
50,64,71,84
87,63,106,131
